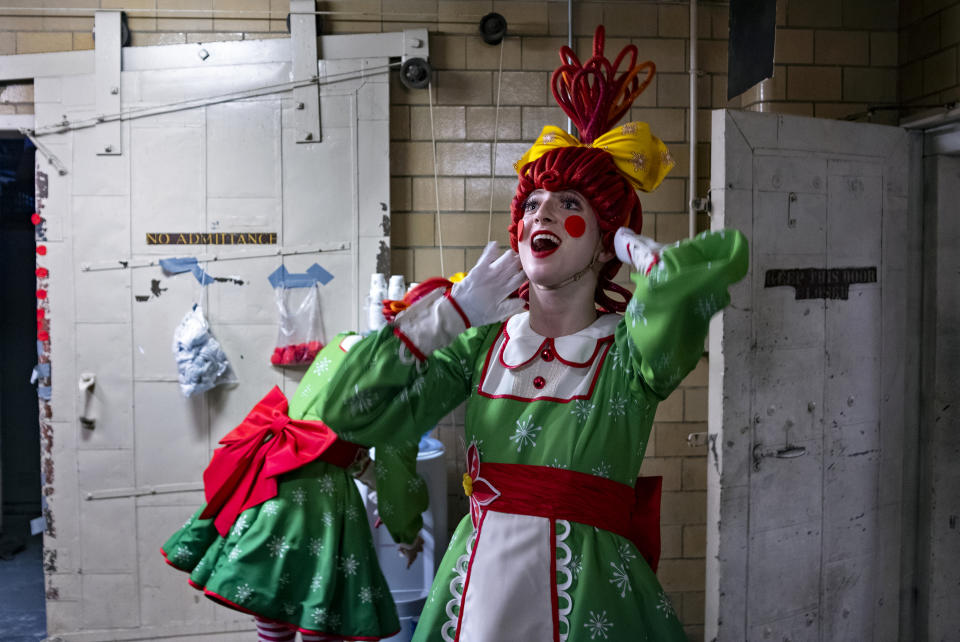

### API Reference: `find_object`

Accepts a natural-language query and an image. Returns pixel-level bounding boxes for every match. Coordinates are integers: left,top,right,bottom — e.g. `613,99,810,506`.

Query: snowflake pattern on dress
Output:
298,382,314,399
262,501,280,516
409,375,427,397
459,358,474,382
656,591,676,618
609,562,632,598
571,400,594,424
592,461,611,478
311,356,332,377
318,475,336,495
570,553,583,581
617,542,637,564
584,610,613,639
509,417,542,451
171,545,192,563
654,351,673,375
358,586,374,604
379,500,394,517
227,546,243,562
282,602,296,616
607,395,627,417
695,292,721,320
234,583,254,603
278,572,291,588
230,513,250,536
340,554,359,576
610,347,632,373
267,535,291,559
311,606,328,624
407,476,425,493
627,297,648,327
310,573,324,591
322,512,334,527
292,486,308,505
348,384,378,414
548,457,569,469
345,505,361,521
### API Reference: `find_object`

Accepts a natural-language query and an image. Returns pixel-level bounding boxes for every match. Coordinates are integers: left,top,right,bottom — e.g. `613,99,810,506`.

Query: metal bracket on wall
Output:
94,11,122,156
290,0,320,143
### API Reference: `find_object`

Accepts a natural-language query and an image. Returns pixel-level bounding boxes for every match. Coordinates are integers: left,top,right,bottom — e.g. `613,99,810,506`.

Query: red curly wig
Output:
509,26,655,313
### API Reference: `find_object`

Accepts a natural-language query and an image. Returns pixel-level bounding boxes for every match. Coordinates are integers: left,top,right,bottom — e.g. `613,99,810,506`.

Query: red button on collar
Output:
533,376,546,389
540,348,554,362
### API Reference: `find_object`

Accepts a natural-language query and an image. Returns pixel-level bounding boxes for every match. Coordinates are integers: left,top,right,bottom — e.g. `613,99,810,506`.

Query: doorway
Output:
0,134,45,641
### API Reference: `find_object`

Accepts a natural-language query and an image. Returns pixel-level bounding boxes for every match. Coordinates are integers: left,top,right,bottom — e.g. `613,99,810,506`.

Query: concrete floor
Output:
0,515,46,642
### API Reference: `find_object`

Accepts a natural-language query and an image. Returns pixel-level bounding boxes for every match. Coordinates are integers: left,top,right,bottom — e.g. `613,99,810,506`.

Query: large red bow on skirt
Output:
200,386,346,536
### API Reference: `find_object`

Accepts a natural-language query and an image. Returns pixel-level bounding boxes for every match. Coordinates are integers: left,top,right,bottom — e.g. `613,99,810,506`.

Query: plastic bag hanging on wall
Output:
268,264,331,366
172,303,238,397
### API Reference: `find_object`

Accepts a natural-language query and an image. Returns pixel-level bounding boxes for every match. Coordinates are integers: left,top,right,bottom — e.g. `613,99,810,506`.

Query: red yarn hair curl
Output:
509,26,655,314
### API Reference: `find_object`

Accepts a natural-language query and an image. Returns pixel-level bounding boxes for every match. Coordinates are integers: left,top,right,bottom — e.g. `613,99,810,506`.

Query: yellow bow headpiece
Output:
513,122,674,193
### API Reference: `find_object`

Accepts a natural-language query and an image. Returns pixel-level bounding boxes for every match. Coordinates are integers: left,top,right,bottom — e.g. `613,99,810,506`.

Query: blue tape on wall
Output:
159,257,216,285
268,264,334,288
30,362,51,384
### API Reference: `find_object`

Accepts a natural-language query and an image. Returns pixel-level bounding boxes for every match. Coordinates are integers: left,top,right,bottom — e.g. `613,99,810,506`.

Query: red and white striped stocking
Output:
255,617,296,642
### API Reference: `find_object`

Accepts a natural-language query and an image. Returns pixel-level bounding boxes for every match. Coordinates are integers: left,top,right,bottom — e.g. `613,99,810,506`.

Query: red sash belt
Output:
467,451,662,572
199,386,363,536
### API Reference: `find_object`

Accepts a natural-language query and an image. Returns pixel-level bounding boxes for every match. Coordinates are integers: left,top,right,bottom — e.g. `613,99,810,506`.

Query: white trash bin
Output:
359,436,447,642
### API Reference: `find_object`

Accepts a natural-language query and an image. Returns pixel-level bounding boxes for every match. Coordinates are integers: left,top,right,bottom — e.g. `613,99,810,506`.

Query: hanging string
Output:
427,79,444,277
487,38,505,243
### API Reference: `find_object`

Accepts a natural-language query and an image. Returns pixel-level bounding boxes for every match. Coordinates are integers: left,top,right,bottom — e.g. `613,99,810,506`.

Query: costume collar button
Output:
541,347,554,361
533,376,546,389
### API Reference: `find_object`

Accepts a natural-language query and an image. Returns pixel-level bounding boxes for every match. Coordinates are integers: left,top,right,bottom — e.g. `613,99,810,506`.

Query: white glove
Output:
614,227,663,274
450,241,527,327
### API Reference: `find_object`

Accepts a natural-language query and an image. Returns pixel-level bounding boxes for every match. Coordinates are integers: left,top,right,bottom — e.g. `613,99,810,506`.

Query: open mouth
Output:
530,231,561,257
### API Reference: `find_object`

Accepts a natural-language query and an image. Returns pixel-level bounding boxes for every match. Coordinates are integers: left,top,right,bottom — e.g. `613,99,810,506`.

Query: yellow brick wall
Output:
900,0,960,116
0,1,910,638
739,0,900,123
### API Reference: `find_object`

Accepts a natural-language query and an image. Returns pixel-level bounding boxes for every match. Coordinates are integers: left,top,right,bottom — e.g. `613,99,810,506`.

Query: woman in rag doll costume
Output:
315,27,748,642
161,333,429,642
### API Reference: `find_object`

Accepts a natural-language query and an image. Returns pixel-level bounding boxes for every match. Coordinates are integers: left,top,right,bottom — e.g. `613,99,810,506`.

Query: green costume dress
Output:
315,230,748,641
161,335,428,639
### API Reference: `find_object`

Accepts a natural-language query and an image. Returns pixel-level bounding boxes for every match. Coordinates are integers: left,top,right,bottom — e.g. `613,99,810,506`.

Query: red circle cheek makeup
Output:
517,219,525,243
564,215,586,238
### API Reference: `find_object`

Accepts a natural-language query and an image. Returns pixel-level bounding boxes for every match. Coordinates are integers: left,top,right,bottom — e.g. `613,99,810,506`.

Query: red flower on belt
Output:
462,442,500,529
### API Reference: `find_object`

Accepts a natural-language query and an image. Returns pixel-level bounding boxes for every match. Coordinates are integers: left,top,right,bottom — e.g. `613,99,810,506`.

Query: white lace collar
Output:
499,311,619,368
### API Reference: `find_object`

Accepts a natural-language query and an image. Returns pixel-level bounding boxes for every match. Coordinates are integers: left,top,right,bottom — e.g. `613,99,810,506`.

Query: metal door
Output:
705,110,920,641
22,23,422,640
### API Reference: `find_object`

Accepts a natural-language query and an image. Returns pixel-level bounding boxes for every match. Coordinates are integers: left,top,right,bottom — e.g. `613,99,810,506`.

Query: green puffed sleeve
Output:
288,333,427,544
622,229,748,399
315,323,495,445
288,332,356,419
